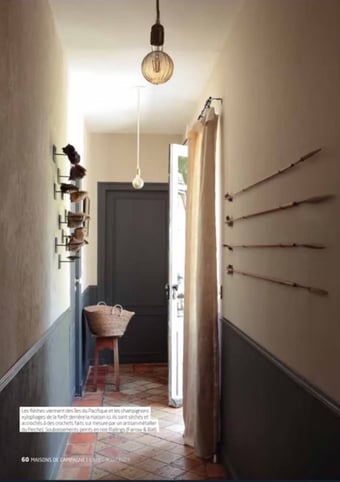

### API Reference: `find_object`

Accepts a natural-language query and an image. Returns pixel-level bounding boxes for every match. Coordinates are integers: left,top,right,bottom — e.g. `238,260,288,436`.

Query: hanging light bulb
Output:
132,87,144,190
141,0,174,85
132,168,144,189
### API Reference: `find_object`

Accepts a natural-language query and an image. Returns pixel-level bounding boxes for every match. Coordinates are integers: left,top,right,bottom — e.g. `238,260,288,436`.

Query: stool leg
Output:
94,340,99,391
113,337,120,392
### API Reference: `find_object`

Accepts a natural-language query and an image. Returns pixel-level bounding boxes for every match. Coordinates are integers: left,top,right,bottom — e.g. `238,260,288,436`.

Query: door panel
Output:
168,144,188,407
98,183,168,363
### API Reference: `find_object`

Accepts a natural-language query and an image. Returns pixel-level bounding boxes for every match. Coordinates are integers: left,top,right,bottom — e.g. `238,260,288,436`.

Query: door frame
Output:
97,182,169,304
71,183,83,397
71,257,83,396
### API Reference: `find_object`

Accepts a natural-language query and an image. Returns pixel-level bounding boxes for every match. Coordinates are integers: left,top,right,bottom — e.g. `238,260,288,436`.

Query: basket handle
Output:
97,301,107,305
111,304,123,316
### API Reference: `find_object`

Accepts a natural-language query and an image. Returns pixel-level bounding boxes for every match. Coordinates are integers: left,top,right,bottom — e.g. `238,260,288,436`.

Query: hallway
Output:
57,364,228,480
2,2,340,480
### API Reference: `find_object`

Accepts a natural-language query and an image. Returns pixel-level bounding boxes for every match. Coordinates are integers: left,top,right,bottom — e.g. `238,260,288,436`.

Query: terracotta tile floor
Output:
57,364,228,480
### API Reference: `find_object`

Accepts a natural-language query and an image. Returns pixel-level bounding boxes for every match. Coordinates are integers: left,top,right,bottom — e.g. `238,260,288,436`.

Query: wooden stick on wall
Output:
223,242,325,250
224,148,322,201
225,194,334,226
226,264,328,296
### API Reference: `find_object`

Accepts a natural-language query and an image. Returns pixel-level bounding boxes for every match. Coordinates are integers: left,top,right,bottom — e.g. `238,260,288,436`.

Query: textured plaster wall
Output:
84,132,182,287
0,0,69,377
193,0,340,402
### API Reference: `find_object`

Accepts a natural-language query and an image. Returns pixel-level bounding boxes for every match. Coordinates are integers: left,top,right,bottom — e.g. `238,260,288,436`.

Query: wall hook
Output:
58,214,68,229
53,183,65,200
54,237,68,253
52,144,66,163
58,254,80,269
57,168,70,183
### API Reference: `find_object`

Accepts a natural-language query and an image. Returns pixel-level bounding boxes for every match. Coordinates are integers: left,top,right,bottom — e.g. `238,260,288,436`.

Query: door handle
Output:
165,283,170,300
172,284,178,299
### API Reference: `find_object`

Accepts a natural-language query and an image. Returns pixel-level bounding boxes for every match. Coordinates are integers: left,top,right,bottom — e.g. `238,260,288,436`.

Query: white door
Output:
168,143,188,407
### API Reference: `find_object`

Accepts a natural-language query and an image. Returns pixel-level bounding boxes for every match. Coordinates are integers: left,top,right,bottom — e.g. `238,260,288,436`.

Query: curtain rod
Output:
197,96,222,120
183,96,222,145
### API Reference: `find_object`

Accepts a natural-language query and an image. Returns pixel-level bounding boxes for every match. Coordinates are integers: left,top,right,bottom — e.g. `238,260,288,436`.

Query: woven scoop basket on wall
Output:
84,303,135,337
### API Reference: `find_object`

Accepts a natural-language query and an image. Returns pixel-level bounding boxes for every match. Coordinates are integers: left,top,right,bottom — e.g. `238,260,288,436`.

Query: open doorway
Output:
168,143,188,408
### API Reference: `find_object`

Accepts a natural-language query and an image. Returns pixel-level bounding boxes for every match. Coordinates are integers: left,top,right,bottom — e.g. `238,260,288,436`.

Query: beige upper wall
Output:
0,0,69,377
195,0,340,402
83,132,182,287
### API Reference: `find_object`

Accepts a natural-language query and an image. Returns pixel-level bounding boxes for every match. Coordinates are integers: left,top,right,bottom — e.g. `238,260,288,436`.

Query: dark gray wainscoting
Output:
220,318,340,480
0,309,72,480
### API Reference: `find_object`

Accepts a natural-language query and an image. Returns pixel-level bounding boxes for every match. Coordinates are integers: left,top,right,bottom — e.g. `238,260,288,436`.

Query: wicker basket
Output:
84,302,135,337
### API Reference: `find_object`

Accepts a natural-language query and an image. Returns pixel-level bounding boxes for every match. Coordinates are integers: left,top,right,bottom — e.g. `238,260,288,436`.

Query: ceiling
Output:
49,0,238,134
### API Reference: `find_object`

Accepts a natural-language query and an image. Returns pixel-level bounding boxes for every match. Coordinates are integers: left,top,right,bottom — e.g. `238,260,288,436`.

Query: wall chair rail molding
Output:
224,147,322,201
225,193,334,226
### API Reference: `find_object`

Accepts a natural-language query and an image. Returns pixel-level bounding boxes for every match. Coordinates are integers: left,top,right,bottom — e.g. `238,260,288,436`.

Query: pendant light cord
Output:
132,86,144,189
156,0,160,23
136,86,141,172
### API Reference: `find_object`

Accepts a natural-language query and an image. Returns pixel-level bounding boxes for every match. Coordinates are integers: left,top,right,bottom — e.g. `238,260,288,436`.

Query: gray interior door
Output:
98,183,169,363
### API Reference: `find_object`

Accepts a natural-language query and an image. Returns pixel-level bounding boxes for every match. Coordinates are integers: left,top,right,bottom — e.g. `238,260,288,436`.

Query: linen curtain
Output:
183,107,219,459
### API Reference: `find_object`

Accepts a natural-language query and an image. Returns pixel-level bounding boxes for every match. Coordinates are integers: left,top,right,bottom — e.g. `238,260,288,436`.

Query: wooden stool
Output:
93,336,120,391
